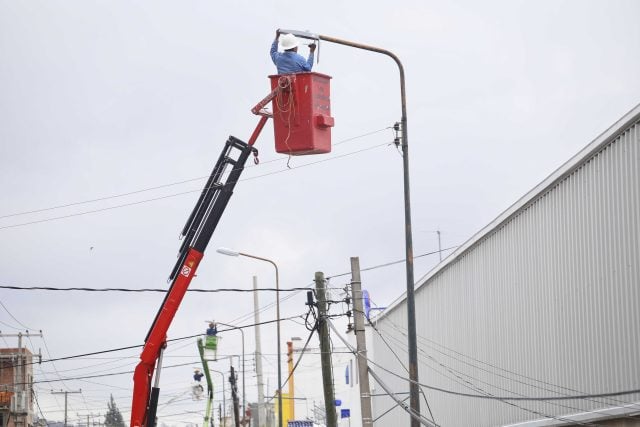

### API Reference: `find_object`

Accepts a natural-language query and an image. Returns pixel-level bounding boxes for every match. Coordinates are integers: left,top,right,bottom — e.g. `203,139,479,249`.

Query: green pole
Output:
198,339,215,426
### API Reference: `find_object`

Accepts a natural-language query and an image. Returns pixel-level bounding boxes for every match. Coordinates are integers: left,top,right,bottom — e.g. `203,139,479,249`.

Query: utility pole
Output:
350,257,373,427
252,276,266,427
314,271,337,427
81,412,101,427
51,389,81,427
286,341,294,422
437,230,442,262
229,366,240,427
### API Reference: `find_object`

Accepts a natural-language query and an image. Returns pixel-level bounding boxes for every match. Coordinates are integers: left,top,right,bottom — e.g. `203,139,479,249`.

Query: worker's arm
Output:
270,36,280,65
303,43,316,71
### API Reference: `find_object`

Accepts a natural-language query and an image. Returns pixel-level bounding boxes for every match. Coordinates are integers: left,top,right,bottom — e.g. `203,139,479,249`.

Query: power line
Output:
378,328,610,423
11,315,303,368
0,299,35,330
379,317,639,410
0,247,456,294
30,361,196,385
0,137,392,231
330,320,599,427
326,246,458,279
0,285,311,293
0,128,389,221
363,311,436,422
363,353,640,402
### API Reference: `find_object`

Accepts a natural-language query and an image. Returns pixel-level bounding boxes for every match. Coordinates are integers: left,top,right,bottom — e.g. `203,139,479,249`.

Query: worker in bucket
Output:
271,30,316,74
193,369,204,382
205,321,218,360
192,369,204,398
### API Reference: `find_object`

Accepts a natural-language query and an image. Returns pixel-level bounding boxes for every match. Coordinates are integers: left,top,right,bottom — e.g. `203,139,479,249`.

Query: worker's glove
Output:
309,42,316,52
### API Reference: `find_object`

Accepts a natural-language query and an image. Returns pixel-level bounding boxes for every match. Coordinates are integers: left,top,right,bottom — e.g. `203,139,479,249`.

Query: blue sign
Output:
334,399,342,407
363,290,371,319
341,409,351,419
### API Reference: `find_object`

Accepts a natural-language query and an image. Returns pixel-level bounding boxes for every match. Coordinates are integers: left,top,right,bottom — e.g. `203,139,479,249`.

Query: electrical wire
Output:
326,319,438,426
329,319,603,427
0,299,35,330
0,139,393,231
33,391,48,424
0,127,390,221
0,247,454,294
375,320,633,423
380,316,640,410
326,246,459,279
361,310,436,423
265,319,316,403
362,350,640,402
11,315,303,368
0,285,311,293
42,334,93,414
373,321,609,418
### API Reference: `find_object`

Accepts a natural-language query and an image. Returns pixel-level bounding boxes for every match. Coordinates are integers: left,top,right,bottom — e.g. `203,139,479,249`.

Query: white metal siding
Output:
372,106,640,427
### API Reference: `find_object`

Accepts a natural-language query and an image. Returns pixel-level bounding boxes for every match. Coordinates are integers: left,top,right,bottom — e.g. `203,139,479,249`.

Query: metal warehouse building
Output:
370,104,640,426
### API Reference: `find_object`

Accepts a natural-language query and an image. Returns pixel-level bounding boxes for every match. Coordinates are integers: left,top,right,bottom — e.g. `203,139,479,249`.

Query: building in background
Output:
0,348,34,427
371,104,640,426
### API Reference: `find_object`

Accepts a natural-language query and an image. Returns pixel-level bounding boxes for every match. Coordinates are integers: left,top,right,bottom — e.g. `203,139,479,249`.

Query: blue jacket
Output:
270,40,314,74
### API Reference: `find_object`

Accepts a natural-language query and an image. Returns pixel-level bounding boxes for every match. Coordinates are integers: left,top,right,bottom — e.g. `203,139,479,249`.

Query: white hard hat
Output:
279,33,299,50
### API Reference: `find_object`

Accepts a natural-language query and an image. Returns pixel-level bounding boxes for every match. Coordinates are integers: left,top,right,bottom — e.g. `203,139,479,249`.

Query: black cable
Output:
326,246,459,279
29,361,196,385
373,395,411,423
32,390,48,423
280,323,316,390
0,127,389,221
0,139,391,231
11,315,303,368
381,317,639,410
0,247,454,294
0,299,35,330
365,356,640,402
377,322,603,417
333,319,593,426
375,323,629,421
363,311,436,423
0,285,311,293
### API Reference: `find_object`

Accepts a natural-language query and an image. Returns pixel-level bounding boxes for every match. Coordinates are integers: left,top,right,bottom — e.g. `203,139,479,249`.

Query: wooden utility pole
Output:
350,257,373,427
314,271,337,427
51,389,81,427
230,366,240,427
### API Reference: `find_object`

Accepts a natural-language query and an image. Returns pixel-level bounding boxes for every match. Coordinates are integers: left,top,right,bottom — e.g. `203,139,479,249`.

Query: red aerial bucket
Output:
269,72,335,155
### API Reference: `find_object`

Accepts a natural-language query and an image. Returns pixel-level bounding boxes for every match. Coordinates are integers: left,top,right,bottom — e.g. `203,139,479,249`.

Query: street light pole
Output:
217,322,246,422
315,33,420,426
217,248,283,427
209,369,226,425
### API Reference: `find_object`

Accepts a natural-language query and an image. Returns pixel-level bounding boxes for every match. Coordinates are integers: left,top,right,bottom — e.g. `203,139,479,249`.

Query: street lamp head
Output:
216,247,240,257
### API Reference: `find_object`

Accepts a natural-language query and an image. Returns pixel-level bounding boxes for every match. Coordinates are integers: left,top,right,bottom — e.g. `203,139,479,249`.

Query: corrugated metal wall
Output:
371,106,640,427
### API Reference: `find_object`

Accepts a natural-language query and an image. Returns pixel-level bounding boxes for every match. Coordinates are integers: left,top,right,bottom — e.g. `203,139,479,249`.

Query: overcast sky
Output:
1,0,640,425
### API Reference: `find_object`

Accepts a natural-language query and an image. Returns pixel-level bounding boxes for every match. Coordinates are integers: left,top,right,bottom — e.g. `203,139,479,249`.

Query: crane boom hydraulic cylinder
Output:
130,136,257,427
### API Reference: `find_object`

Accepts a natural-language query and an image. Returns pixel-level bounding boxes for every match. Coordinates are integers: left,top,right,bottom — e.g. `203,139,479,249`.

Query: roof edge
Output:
378,102,640,320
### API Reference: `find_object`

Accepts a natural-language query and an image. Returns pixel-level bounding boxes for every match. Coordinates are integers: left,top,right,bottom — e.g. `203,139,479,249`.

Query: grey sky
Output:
1,0,640,424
